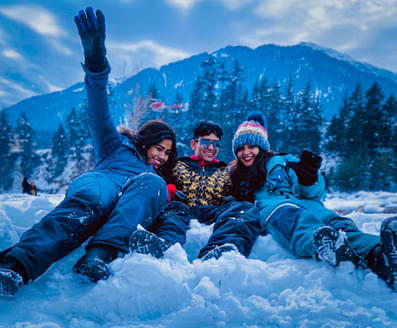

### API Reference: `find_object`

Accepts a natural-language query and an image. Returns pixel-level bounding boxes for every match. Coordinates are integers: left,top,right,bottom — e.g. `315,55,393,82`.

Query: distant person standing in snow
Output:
129,120,261,260
0,8,177,296
217,112,397,290
21,177,36,196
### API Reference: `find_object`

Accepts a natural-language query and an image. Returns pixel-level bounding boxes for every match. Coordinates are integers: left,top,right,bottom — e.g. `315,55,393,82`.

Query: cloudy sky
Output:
1,0,397,108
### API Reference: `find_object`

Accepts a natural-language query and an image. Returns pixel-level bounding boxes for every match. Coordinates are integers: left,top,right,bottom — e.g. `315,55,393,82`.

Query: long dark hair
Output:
119,120,177,183
229,149,273,202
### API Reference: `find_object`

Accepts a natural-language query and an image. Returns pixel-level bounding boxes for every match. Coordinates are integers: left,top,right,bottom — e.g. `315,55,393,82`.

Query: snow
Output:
0,191,397,327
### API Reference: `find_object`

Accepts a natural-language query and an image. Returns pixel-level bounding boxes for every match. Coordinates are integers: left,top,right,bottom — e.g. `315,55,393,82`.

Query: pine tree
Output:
362,82,387,190
344,83,365,155
51,123,69,177
201,56,218,122
325,113,344,153
67,107,90,173
290,81,322,154
250,77,271,115
381,95,397,149
279,77,296,152
391,123,397,184
0,111,15,190
188,55,219,138
363,82,385,150
267,82,283,151
218,60,246,162
16,113,38,178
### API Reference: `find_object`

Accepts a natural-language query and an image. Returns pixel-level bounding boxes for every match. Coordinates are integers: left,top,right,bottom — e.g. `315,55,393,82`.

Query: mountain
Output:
3,42,397,132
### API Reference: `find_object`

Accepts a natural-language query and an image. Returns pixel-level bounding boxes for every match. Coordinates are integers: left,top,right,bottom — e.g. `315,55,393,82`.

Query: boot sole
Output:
380,217,397,290
0,269,23,297
73,258,111,283
129,230,166,258
313,226,339,267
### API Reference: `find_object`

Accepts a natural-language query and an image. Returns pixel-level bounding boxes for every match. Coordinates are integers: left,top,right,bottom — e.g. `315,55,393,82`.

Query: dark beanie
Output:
136,119,175,148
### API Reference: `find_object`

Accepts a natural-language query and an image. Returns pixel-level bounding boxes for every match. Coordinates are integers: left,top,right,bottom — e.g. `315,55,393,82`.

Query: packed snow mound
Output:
0,191,396,327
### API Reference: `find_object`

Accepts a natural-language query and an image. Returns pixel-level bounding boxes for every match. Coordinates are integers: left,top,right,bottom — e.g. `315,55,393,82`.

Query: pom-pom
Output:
245,111,267,128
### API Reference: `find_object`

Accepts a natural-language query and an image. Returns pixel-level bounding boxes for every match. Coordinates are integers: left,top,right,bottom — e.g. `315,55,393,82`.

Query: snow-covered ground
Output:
0,191,396,327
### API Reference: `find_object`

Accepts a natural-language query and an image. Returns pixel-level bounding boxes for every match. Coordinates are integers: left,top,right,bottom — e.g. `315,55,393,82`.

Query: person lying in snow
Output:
0,7,177,297
222,111,396,291
129,120,261,260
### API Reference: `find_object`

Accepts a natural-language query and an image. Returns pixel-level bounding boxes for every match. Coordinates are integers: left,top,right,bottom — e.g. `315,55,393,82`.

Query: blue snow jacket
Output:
255,154,379,258
0,63,168,282
255,154,332,226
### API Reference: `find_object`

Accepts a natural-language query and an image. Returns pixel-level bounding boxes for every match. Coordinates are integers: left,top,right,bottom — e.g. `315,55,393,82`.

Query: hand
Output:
299,150,322,172
291,150,322,186
74,7,107,72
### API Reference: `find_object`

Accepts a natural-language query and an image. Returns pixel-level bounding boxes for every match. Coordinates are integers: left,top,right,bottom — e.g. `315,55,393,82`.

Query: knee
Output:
132,173,168,201
327,216,357,232
66,174,102,206
65,173,117,215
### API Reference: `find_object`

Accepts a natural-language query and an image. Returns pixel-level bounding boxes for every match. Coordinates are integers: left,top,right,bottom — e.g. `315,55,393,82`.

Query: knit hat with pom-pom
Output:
232,111,270,156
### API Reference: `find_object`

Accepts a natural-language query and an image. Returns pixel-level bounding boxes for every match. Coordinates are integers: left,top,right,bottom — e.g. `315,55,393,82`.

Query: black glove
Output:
74,7,107,72
290,150,322,186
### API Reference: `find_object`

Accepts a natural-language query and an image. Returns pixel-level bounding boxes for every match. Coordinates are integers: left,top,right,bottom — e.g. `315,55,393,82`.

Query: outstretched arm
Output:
74,8,121,160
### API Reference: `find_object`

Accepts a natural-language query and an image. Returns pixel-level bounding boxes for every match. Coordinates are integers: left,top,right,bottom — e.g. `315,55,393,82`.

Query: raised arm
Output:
74,8,121,160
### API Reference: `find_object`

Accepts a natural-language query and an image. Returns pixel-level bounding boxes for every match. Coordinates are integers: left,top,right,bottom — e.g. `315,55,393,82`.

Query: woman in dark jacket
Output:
209,112,397,290
0,8,177,296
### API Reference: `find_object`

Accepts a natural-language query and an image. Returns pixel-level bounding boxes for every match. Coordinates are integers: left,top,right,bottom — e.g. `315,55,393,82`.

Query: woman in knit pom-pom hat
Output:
228,111,273,203
206,112,397,291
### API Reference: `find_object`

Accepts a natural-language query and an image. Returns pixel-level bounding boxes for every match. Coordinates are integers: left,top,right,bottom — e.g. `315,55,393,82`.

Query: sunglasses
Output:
197,138,221,149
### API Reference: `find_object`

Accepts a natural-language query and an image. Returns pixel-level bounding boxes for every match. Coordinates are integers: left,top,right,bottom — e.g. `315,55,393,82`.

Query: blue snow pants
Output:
0,172,168,282
149,198,261,258
266,205,380,258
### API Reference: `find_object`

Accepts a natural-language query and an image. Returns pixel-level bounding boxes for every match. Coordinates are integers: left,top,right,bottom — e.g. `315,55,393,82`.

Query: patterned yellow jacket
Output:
171,156,232,207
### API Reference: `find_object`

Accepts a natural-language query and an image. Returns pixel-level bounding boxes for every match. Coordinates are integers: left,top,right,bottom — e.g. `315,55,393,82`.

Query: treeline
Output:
0,107,94,192
1,55,396,192
146,57,323,161
145,56,397,191
325,83,397,191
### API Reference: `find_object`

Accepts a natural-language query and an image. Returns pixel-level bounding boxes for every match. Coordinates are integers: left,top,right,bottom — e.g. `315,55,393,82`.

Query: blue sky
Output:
1,0,397,108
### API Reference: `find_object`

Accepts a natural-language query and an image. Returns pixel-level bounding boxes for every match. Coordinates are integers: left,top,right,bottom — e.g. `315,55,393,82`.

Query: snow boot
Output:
0,268,23,297
367,216,397,290
0,257,27,296
200,244,239,261
313,226,366,268
129,230,170,258
73,245,118,282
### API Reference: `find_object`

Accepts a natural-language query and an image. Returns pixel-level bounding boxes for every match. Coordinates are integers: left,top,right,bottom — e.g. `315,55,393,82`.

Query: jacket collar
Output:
190,155,219,167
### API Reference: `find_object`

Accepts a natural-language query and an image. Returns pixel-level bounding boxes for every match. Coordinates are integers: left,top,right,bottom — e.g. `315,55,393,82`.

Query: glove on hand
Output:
294,150,322,186
74,7,107,72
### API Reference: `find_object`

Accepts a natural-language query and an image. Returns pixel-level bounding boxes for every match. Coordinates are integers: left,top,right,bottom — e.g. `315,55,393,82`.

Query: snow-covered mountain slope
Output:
4,42,397,133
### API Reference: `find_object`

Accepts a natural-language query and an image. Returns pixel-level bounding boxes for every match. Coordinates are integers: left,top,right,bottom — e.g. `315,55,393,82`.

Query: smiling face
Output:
146,139,173,168
237,144,260,167
190,133,220,163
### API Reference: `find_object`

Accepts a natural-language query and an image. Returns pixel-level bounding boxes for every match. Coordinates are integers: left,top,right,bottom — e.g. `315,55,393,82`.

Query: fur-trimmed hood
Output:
117,125,136,143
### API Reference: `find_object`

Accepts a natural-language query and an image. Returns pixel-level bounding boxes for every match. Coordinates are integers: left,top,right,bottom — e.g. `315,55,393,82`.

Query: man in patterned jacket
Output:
130,120,261,260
